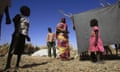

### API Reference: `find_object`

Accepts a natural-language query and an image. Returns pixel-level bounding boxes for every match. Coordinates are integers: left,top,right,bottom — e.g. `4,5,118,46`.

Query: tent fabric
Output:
72,3,120,53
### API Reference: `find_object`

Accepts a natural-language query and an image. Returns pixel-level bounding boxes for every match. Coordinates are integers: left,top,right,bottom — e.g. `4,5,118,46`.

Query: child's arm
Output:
26,35,31,42
53,33,56,41
56,24,65,32
94,30,98,47
46,34,49,42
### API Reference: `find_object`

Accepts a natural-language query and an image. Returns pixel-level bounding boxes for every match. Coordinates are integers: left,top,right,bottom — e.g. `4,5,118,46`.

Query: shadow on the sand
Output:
103,55,120,60
80,54,120,61
21,62,48,68
0,62,48,72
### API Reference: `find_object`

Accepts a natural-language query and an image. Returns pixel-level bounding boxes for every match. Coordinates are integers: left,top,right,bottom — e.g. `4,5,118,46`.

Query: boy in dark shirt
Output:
5,5,31,70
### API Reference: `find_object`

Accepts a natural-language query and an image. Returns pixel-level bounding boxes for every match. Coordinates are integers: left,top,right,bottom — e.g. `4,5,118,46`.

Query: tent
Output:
31,49,59,57
71,2,120,54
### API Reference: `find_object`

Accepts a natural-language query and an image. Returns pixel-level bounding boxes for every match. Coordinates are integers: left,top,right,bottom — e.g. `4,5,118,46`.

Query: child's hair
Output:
48,27,52,32
90,19,98,27
20,5,30,16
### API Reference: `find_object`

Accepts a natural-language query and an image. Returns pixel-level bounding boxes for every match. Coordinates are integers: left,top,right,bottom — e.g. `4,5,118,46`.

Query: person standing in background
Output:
46,27,56,58
56,18,70,61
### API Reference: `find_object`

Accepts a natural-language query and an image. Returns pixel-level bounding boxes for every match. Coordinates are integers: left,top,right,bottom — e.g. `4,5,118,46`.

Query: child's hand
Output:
27,36,31,42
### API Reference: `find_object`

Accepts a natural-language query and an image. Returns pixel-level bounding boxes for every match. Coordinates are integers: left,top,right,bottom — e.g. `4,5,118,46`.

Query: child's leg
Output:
16,54,22,68
5,43,14,70
52,43,56,58
100,52,104,61
5,52,13,69
96,51,104,63
96,51,100,62
47,42,51,57
90,52,96,62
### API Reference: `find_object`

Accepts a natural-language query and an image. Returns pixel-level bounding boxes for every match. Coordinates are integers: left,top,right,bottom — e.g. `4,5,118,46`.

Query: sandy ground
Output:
0,55,120,72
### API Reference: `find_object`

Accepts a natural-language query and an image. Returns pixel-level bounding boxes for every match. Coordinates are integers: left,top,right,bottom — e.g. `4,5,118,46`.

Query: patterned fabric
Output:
11,33,26,55
57,33,68,54
10,14,29,55
89,26,104,52
19,15,29,35
56,23,70,59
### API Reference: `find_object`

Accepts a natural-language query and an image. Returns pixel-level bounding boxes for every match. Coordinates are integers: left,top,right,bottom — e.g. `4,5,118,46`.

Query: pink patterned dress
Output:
89,26,104,52
56,23,70,60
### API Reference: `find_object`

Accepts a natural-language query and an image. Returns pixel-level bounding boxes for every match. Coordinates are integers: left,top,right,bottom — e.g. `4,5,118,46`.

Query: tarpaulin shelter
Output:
71,2,120,54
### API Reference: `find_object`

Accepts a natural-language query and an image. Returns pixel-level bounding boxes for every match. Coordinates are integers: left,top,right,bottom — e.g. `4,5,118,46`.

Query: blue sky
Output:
0,0,117,49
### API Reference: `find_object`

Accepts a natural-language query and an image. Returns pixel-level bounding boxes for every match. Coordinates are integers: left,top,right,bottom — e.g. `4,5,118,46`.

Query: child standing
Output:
46,27,56,58
89,19,105,63
5,5,31,70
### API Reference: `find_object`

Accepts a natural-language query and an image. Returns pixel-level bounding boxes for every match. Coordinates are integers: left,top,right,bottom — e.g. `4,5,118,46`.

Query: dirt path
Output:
0,55,120,72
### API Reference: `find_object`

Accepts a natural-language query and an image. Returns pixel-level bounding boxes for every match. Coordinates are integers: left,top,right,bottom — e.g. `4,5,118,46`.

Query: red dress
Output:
56,22,70,60
89,26,104,52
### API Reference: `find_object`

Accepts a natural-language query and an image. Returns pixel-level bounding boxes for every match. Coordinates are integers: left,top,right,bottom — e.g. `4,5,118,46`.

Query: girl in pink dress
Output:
89,19,104,63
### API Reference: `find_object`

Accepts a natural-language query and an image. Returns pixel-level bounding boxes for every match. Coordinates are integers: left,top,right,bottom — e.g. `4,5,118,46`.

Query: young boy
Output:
46,27,56,58
5,5,31,70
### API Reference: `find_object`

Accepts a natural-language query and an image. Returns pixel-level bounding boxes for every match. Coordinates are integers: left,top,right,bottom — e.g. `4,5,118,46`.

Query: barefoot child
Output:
89,19,105,63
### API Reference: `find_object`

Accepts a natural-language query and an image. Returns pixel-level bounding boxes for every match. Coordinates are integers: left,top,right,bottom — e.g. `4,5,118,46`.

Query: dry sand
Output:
0,55,120,72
